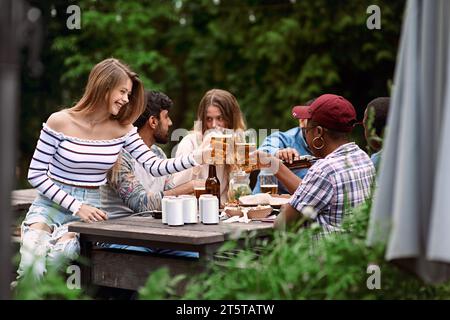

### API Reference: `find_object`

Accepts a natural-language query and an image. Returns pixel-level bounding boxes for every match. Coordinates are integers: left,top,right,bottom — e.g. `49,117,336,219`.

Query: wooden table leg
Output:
79,234,93,294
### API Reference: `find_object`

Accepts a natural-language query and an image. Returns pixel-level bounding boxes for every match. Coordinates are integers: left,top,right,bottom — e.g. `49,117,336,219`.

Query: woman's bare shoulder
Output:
114,123,135,137
46,110,71,132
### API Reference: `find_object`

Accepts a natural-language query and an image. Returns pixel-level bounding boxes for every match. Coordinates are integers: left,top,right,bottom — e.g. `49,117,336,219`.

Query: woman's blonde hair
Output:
195,89,246,133
70,58,144,125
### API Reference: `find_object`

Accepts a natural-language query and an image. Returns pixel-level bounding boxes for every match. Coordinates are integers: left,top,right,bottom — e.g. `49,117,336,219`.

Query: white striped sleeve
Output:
27,125,82,214
123,128,198,177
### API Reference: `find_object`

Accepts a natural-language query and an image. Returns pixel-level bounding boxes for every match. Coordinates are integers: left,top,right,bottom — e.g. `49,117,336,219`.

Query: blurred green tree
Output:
18,0,404,186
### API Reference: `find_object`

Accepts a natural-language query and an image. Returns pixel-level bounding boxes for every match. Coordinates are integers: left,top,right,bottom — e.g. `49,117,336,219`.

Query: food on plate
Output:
238,193,291,206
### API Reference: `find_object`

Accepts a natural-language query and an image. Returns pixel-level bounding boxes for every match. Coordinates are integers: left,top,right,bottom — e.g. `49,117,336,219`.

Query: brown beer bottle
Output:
283,156,318,170
205,164,221,207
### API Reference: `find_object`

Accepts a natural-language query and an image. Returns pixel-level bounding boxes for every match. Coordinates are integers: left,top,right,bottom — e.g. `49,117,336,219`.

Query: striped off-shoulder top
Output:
28,123,198,214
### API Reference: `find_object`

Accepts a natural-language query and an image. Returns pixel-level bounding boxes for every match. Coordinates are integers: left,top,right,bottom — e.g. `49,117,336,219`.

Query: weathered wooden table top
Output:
69,216,274,246
11,189,37,211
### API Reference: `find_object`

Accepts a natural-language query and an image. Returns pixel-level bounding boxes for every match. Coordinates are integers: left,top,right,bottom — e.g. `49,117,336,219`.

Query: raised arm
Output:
123,128,201,177
255,150,302,194
108,152,163,212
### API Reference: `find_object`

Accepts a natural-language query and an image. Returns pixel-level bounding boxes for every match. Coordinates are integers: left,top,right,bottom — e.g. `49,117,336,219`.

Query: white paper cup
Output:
166,198,184,226
180,195,197,224
199,194,215,223
162,196,177,224
200,196,219,225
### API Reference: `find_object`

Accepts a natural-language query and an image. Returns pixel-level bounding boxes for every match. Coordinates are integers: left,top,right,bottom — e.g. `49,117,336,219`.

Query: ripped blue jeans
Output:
17,182,100,281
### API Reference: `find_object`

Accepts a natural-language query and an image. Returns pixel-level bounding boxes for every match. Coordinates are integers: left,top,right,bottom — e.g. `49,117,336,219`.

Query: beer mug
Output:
234,129,257,170
207,129,232,165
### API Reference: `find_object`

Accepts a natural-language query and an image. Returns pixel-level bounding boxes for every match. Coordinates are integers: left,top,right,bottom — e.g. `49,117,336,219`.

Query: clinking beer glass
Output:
207,129,258,171
233,129,257,172
209,131,233,165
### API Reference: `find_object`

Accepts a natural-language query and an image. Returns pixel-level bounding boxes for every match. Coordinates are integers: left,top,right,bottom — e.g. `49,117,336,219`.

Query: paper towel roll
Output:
199,194,215,223
165,198,184,226
200,196,219,225
180,195,197,224
162,196,177,224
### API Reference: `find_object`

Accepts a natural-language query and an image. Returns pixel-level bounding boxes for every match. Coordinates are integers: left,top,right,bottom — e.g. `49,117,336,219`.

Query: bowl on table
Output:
223,205,244,217
246,205,273,220
223,205,273,220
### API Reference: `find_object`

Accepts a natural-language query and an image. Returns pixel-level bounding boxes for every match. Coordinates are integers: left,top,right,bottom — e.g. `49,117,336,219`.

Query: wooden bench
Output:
11,189,38,213
69,216,274,293
10,188,37,241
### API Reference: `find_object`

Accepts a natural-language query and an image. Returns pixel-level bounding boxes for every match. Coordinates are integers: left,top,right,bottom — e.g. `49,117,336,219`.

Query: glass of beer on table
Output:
194,186,207,199
259,169,278,194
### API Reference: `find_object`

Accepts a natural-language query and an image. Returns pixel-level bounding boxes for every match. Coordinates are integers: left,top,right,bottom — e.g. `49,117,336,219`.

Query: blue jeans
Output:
99,243,199,259
17,182,101,280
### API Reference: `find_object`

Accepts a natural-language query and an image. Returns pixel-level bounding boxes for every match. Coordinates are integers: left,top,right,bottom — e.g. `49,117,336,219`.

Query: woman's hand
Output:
193,133,227,165
253,150,281,173
275,148,300,164
76,204,108,223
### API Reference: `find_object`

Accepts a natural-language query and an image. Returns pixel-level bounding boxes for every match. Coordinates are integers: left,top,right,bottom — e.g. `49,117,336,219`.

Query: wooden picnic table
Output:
69,216,274,292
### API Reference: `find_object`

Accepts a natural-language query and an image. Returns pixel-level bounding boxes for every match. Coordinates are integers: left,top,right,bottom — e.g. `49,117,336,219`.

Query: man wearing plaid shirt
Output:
272,94,375,234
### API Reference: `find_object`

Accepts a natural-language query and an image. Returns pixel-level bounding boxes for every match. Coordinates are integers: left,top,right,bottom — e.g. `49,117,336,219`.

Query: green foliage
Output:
14,263,88,300
18,0,404,186
138,200,450,300
138,268,186,300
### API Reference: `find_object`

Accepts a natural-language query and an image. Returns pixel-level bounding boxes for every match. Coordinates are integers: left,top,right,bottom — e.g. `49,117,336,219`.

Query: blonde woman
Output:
18,58,209,280
172,89,246,205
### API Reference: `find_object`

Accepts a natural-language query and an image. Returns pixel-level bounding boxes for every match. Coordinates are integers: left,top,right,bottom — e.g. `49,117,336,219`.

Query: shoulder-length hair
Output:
70,58,144,125
195,89,246,133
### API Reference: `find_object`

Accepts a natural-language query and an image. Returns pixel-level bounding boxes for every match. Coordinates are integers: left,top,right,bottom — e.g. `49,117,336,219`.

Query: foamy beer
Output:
210,133,232,164
234,142,257,167
260,184,278,194
194,186,207,199
233,129,257,170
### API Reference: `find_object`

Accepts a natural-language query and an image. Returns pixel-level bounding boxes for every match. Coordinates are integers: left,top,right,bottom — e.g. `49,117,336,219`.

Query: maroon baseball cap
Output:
291,94,357,132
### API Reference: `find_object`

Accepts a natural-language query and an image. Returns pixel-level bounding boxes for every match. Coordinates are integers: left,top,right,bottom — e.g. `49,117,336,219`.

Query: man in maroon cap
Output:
265,94,376,234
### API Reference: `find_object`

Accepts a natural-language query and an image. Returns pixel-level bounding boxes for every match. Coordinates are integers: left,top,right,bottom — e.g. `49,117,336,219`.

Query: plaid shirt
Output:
290,142,375,234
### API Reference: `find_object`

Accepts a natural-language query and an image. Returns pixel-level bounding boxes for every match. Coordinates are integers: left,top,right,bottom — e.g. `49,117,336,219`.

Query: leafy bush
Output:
13,263,88,300
18,0,405,187
139,199,450,300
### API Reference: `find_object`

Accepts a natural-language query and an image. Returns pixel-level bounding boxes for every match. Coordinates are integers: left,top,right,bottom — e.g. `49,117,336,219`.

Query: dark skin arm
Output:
274,203,303,231
256,150,302,194
274,162,302,194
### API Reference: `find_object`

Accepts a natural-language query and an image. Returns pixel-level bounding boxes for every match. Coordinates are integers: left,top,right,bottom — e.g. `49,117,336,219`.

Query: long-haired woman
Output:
172,89,246,205
18,58,208,280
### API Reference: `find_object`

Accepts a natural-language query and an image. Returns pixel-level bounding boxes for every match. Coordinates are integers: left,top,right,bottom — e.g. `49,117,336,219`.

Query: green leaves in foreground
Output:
139,200,450,300
13,263,88,300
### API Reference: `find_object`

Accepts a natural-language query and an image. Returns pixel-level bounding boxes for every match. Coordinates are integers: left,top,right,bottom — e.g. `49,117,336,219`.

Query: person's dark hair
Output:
133,90,173,129
366,97,390,137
